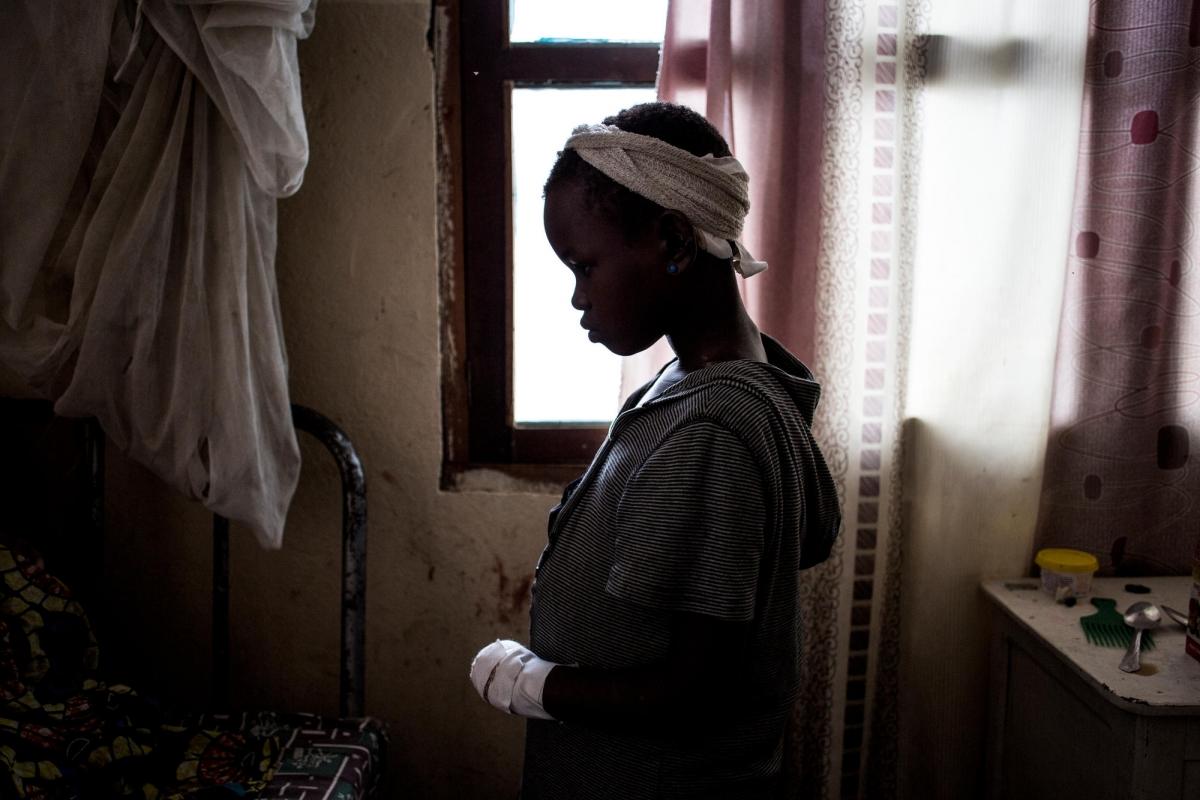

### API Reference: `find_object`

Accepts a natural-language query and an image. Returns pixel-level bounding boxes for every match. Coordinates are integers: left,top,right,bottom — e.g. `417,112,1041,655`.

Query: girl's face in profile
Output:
543,179,672,357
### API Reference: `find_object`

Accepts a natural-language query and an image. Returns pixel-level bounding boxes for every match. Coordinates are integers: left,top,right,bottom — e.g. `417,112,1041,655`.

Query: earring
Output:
667,262,679,274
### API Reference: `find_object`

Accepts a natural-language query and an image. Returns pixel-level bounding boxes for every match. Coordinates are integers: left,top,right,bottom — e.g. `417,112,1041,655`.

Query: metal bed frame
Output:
212,404,368,716
77,402,369,717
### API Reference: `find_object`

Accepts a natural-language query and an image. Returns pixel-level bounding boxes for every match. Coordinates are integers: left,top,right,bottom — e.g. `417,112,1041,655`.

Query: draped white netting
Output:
0,0,317,547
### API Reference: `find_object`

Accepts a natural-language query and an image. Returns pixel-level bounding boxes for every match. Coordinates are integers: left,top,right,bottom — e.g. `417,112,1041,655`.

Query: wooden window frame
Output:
438,0,661,486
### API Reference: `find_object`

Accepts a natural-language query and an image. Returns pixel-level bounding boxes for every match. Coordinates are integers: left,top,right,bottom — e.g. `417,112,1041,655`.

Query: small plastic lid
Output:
1035,548,1099,574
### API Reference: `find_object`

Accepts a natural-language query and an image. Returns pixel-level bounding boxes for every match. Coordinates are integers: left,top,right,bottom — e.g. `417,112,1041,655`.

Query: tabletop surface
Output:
982,576,1200,711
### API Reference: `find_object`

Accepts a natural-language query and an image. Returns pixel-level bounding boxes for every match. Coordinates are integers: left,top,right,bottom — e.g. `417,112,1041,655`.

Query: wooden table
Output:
983,577,1200,800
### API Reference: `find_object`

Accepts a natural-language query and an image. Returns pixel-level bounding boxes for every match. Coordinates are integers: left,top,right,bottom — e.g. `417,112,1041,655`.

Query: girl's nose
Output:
570,281,588,311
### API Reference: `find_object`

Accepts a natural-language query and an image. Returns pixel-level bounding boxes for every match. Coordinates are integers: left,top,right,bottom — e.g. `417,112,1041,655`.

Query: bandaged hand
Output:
469,639,558,720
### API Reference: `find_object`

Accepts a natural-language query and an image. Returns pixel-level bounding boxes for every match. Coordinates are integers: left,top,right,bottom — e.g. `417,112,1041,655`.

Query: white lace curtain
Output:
0,0,316,547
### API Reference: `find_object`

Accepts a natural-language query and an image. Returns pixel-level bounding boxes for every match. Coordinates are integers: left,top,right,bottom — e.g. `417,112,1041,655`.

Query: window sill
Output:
441,461,587,494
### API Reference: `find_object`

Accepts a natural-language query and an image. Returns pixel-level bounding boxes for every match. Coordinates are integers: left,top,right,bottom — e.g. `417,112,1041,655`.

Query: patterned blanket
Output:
0,543,279,799
187,713,385,800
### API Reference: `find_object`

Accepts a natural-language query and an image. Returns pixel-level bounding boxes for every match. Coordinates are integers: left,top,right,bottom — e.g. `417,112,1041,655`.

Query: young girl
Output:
470,102,840,799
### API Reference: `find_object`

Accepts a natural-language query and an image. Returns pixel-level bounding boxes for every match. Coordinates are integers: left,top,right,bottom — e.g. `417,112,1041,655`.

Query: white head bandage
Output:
564,123,768,277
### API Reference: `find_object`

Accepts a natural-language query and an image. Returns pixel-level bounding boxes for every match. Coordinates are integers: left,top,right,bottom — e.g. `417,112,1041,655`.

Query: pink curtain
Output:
658,0,826,365
658,3,837,794
1034,0,1200,574
657,2,918,797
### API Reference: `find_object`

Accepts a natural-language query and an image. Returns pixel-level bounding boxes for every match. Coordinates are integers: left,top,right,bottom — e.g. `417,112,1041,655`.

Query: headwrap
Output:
564,123,768,277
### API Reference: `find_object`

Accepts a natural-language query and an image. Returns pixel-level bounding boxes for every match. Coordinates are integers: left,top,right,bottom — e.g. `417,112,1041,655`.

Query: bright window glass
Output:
509,0,668,43
511,86,655,423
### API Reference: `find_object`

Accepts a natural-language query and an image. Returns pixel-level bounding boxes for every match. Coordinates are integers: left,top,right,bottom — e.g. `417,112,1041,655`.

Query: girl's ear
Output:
657,210,697,273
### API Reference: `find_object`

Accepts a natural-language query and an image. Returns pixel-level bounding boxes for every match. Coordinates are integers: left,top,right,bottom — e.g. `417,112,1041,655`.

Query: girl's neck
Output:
666,272,766,372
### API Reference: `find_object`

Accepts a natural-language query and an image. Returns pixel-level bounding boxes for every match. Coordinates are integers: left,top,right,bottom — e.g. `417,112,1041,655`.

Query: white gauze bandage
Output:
564,123,768,277
469,639,557,720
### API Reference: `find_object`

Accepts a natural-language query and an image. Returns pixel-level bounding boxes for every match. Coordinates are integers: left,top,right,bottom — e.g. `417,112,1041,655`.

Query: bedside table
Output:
983,577,1200,800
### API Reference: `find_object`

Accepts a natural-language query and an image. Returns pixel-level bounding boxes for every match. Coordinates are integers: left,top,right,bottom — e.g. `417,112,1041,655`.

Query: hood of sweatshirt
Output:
631,334,843,570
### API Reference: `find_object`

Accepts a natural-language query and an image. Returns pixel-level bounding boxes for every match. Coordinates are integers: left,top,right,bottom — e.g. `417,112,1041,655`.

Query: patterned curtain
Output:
1033,1,1200,574
656,2,928,797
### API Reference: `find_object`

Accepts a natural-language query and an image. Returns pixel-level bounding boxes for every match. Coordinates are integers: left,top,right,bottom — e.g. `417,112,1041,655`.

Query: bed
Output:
0,399,385,799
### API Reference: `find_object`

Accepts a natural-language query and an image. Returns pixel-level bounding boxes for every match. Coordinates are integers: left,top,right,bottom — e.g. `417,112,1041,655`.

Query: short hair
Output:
544,102,732,241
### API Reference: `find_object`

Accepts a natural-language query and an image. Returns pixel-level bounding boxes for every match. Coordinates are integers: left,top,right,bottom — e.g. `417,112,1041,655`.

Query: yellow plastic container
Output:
1035,548,1099,598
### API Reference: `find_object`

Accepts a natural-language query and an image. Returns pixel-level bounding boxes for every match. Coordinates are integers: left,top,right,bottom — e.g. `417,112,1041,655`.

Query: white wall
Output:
898,2,1089,796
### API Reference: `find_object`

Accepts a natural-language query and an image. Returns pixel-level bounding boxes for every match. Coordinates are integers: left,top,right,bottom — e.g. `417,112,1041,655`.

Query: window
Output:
439,0,666,483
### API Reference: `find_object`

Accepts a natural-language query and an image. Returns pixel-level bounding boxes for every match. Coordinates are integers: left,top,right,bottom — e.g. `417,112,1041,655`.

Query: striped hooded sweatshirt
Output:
522,335,841,800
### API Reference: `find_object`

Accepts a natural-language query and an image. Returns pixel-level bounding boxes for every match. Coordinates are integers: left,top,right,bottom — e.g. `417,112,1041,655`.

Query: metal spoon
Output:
1119,601,1162,673
1161,605,1188,627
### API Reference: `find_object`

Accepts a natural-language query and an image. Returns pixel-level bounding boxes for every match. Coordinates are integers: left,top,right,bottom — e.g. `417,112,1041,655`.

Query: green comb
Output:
1080,597,1155,649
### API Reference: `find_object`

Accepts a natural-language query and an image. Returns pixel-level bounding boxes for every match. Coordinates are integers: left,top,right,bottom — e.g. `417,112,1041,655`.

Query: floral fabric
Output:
0,543,279,799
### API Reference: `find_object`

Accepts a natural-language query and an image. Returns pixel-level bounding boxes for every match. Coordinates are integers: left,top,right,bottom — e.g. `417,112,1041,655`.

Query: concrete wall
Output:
104,2,549,796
